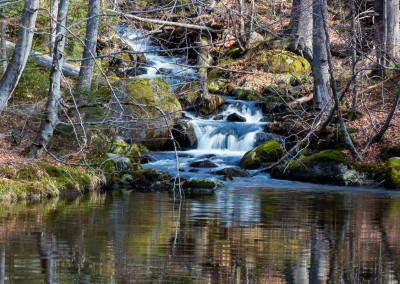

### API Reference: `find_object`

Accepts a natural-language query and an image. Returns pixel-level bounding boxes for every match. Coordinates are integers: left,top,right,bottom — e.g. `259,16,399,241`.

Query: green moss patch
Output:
239,140,283,169
385,158,400,190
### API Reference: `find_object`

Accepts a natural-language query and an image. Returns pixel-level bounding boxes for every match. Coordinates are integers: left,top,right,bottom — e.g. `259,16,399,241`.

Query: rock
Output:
106,153,131,170
270,150,350,185
213,114,224,120
190,160,218,168
196,94,226,115
249,32,265,46
212,167,250,177
385,158,400,189
381,146,400,160
254,132,281,147
110,168,171,190
251,50,311,78
163,119,197,150
226,113,246,122
182,178,221,189
232,87,261,101
188,168,199,173
110,78,182,149
239,140,284,169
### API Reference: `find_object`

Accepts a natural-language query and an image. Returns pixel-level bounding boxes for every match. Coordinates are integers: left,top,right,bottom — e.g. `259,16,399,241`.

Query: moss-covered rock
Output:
385,158,400,190
182,178,221,189
239,140,284,169
111,78,182,149
0,163,104,203
271,150,351,185
249,50,311,78
232,87,262,101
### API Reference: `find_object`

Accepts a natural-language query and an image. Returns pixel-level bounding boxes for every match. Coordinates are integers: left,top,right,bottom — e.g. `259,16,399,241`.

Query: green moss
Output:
233,87,261,101
385,158,400,189
251,50,311,78
300,150,348,166
14,62,50,101
239,141,283,169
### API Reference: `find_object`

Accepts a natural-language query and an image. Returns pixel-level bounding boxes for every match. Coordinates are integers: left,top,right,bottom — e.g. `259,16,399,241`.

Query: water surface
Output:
1,185,400,283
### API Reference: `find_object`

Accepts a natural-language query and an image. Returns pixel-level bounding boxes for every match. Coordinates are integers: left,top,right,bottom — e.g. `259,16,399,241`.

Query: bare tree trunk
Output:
30,0,70,158
76,0,100,95
287,0,313,61
1,21,6,76
0,0,39,114
49,0,58,58
386,0,399,61
312,0,332,111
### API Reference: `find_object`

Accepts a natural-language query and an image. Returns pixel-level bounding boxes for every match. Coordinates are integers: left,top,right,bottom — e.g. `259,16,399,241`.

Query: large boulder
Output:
251,50,311,78
226,113,246,122
212,167,250,177
190,160,218,168
271,150,352,185
239,140,284,169
163,119,197,150
110,78,181,149
385,158,400,189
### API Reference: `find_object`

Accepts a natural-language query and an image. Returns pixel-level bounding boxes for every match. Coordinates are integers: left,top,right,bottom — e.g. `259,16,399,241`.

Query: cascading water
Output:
117,27,196,89
119,27,269,181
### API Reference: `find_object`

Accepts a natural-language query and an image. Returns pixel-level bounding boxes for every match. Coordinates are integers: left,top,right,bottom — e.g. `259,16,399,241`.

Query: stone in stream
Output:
226,113,246,122
190,160,218,168
239,140,284,169
212,167,250,177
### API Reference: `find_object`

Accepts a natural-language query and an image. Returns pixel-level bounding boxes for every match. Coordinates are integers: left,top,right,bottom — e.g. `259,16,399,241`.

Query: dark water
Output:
1,184,400,283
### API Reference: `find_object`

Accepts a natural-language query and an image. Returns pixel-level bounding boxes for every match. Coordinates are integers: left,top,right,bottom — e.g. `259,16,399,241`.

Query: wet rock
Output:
182,178,222,189
239,140,284,169
213,114,224,120
226,113,246,122
163,119,197,150
254,132,281,147
196,94,226,115
385,158,400,189
270,150,367,186
188,168,199,173
106,153,131,170
212,167,250,177
190,160,218,168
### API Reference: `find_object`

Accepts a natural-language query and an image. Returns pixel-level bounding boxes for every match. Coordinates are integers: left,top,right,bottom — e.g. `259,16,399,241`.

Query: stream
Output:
0,28,398,283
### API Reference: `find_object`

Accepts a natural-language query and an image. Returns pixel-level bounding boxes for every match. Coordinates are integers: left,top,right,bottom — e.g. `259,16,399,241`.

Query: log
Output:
286,93,313,109
6,41,79,77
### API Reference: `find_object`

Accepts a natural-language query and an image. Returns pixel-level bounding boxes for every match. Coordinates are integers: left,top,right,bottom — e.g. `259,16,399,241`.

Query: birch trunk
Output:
0,0,39,114
49,0,58,58
1,21,6,76
30,0,70,158
76,0,100,94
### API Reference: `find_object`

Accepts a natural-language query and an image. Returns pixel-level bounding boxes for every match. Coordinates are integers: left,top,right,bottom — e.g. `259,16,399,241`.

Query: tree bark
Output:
287,0,313,61
312,0,332,111
197,36,210,100
30,0,70,158
49,0,58,58
386,0,399,60
76,0,100,94
1,21,6,76
0,0,39,114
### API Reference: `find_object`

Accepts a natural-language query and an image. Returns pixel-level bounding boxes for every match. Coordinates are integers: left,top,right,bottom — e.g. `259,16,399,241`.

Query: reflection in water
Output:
0,188,400,282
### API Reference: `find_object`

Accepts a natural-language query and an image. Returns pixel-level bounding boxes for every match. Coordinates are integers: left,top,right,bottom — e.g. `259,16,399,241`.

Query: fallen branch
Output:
6,41,79,77
286,93,313,109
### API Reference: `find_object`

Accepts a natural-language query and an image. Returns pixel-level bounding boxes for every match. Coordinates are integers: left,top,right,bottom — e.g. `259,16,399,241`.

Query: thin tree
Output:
49,0,58,58
30,0,70,158
0,0,39,114
76,0,100,95
1,21,6,75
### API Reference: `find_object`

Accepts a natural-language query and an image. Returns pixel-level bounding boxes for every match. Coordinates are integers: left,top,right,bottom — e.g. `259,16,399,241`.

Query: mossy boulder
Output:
0,163,104,203
182,178,221,189
249,50,311,78
232,87,262,101
111,78,182,149
385,158,400,190
239,140,284,169
271,150,353,185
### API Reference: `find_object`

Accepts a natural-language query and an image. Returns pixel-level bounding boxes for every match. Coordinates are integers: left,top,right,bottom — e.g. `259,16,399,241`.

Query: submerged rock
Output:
226,112,246,122
239,140,284,169
385,158,400,189
190,160,218,168
212,167,250,177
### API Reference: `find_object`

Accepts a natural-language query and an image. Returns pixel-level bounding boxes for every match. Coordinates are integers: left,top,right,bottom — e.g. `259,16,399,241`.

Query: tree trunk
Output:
0,0,39,114
197,36,210,100
30,0,70,158
1,21,6,76
49,0,58,58
386,0,399,60
76,0,100,95
287,0,313,61
312,0,332,111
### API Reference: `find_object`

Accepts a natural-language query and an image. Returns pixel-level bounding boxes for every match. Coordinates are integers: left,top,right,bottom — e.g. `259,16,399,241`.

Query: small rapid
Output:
118,27,270,182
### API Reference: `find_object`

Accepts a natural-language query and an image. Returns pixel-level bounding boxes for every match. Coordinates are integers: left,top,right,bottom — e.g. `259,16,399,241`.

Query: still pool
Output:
0,184,400,283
